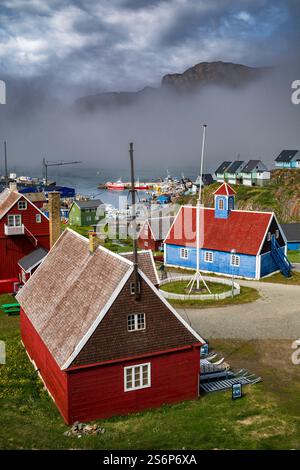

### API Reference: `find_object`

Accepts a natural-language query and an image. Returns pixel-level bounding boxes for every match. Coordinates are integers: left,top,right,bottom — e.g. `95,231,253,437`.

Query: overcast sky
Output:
0,0,299,97
0,1,299,173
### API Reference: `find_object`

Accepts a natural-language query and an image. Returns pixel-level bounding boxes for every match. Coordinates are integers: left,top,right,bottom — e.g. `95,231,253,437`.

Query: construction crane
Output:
42,158,81,186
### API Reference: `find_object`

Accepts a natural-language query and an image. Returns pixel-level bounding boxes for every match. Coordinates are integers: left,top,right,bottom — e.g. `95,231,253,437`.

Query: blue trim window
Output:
218,199,224,210
204,251,214,263
180,248,189,259
230,254,240,267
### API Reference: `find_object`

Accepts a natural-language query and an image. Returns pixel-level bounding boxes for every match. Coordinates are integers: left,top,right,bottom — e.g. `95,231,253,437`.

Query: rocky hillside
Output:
181,169,300,223
161,61,267,92
75,61,267,112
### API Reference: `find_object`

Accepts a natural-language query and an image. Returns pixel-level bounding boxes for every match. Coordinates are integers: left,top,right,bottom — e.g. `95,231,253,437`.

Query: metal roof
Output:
275,150,299,163
215,161,232,174
280,223,300,242
18,248,48,273
241,160,268,173
75,199,103,209
225,161,245,173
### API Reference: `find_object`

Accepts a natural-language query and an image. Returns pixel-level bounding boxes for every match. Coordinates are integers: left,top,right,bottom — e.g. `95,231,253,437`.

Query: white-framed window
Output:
36,214,42,223
127,313,146,332
130,281,141,295
7,214,22,227
275,229,279,239
124,363,151,392
230,254,240,267
204,251,214,263
218,198,224,210
180,248,189,259
18,200,27,210
267,232,271,242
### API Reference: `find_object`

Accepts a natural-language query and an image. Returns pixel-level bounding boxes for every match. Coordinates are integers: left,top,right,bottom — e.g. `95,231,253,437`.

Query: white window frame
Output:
230,254,240,267
124,363,151,392
130,281,141,296
7,214,22,227
18,200,27,210
127,313,146,332
275,229,279,239
204,251,214,263
267,232,271,242
36,213,42,223
180,248,189,259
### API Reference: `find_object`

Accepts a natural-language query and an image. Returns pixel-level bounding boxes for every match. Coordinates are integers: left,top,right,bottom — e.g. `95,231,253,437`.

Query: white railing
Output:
4,224,25,236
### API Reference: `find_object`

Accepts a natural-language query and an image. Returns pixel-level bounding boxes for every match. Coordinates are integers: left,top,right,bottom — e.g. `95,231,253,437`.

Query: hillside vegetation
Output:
180,170,300,223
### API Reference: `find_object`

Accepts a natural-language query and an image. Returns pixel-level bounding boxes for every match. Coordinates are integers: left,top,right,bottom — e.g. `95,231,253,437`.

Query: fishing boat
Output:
106,179,125,190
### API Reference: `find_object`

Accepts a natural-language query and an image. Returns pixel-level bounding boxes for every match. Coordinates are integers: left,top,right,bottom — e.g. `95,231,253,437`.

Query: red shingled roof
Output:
213,182,236,196
164,206,273,255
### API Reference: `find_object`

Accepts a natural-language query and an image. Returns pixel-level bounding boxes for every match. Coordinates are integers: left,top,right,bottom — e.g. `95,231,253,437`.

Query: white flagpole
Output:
188,124,211,293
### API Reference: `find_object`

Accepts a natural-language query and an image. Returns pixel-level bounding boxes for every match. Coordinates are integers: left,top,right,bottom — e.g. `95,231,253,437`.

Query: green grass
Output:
165,286,260,308
160,280,231,295
288,250,300,263
1,299,300,450
261,270,300,285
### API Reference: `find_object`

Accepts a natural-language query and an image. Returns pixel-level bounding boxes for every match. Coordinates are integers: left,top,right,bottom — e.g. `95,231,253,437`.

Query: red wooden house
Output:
17,229,204,424
138,216,174,251
0,186,50,293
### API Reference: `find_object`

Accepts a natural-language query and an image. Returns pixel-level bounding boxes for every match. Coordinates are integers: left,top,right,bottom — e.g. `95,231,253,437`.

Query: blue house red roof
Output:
164,206,273,255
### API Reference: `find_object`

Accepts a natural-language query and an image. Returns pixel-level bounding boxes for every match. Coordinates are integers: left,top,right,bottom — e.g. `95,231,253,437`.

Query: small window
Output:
130,281,141,295
7,214,22,227
230,254,240,267
218,198,224,210
275,229,279,239
124,363,151,391
267,232,271,242
180,248,189,259
204,251,214,263
18,200,27,210
36,214,42,223
127,313,145,332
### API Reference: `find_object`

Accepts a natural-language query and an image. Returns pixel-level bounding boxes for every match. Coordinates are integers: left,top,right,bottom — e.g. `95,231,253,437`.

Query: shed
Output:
280,223,300,251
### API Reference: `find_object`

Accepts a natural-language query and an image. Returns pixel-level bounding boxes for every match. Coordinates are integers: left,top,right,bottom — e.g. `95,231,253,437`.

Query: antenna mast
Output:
4,141,8,189
129,142,140,300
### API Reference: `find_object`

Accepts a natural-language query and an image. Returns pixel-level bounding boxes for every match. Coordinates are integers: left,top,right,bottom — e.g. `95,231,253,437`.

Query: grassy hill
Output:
179,170,300,223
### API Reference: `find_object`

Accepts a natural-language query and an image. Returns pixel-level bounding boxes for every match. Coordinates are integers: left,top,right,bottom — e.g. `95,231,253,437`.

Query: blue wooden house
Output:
164,183,291,279
275,150,300,169
280,223,300,251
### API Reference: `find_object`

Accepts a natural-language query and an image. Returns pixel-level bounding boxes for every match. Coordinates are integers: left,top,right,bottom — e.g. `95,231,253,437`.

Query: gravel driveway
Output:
175,279,300,340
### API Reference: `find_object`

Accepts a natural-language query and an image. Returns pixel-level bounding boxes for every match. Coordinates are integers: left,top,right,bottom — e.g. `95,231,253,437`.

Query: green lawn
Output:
160,280,231,295
261,270,300,285
164,285,260,308
5,295,300,449
288,250,300,263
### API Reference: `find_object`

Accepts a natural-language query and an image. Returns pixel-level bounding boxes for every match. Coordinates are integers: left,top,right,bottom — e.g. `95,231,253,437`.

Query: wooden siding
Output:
72,273,200,367
68,347,200,423
20,309,70,423
0,196,49,280
165,244,257,278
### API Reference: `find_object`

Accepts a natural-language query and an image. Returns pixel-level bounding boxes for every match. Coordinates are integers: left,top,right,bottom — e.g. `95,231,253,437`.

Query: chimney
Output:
89,231,105,254
48,191,61,248
9,182,17,192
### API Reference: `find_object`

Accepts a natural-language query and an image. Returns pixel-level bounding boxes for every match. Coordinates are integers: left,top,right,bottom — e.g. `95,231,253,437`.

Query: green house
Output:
68,199,104,226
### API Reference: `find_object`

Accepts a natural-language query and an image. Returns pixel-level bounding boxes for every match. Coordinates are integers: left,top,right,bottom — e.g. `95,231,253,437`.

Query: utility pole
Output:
129,142,140,300
4,141,8,189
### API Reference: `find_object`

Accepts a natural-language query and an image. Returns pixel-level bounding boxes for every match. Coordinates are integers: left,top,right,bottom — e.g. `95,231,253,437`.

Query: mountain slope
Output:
74,61,267,112
181,170,300,223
